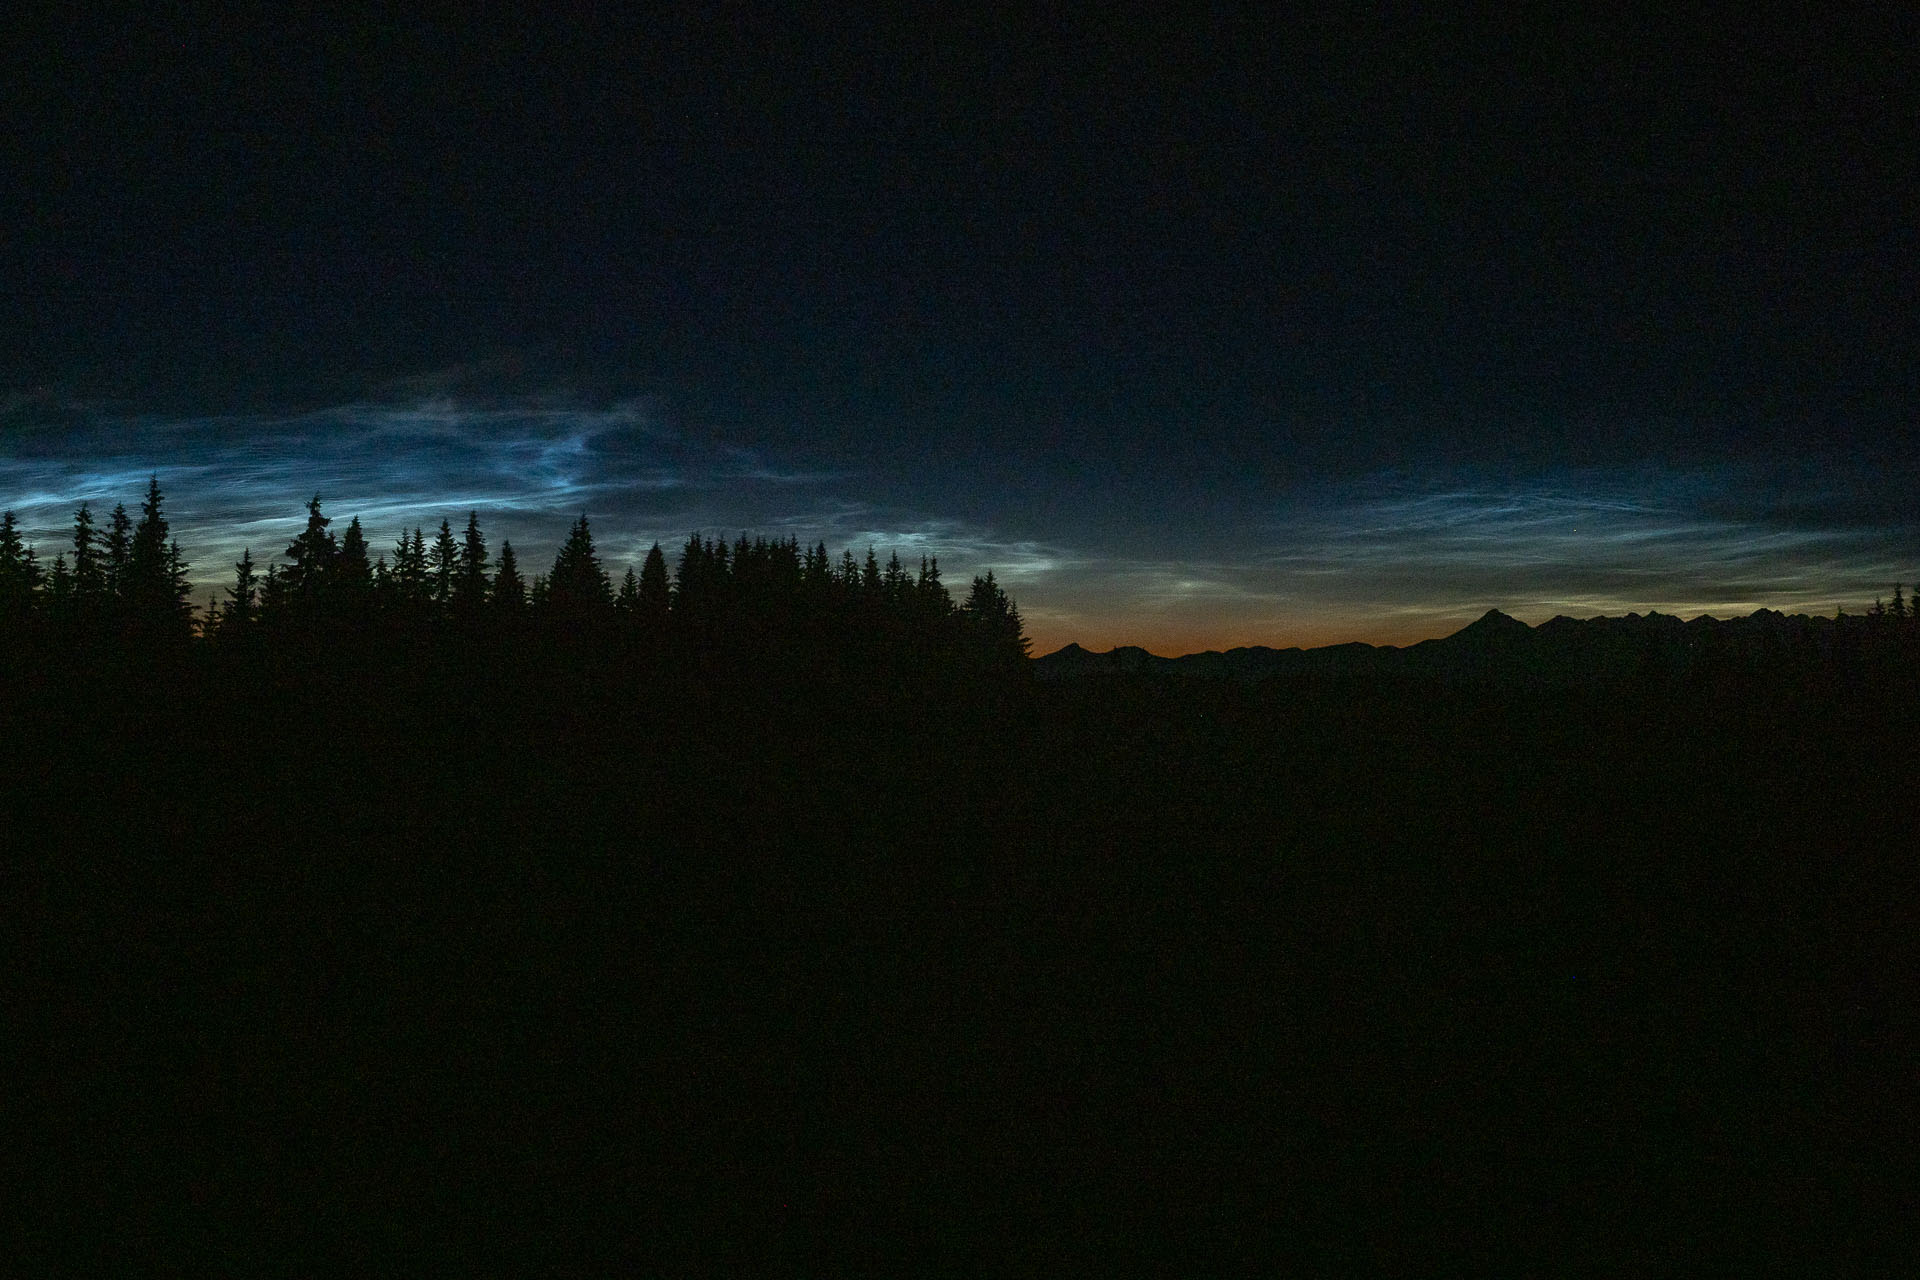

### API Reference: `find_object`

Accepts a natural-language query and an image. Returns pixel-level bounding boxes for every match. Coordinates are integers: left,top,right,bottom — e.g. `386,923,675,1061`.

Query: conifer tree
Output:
222,548,260,632
916,555,952,619
674,533,719,619
453,511,489,613
394,528,429,606
259,563,285,621
23,541,43,599
546,515,613,614
1892,584,1907,621
335,516,373,606
70,503,105,609
674,533,703,607
804,541,832,594
377,528,423,617
492,540,526,611
639,543,671,623
430,519,459,610
46,554,71,612
167,540,192,622
616,566,640,615
963,570,1031,663
862,548,883,596
125,477,193,634
284,494,337,597
103,503,132,602
0,512,34,618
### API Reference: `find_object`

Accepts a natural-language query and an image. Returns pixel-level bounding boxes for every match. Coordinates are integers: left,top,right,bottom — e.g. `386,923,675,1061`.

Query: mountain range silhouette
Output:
1037,607,1879,683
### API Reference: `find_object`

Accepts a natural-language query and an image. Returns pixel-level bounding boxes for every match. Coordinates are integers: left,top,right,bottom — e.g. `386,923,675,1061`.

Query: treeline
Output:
1863,585,1920,623
0,478,195,640
0,480,1031,672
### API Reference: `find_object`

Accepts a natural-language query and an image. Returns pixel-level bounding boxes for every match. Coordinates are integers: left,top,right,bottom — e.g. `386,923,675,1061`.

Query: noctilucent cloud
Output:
4,9,1914,652
4,390,1911,655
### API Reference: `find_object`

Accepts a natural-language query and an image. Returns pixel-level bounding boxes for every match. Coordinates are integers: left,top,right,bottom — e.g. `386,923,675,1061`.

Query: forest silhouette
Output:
6,481,1916,1271
0,482,1032,676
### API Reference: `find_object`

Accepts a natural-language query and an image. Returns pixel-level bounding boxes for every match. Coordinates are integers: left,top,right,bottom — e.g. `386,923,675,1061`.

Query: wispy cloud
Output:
1251,463,1910,621
1013,460,1920,651
1,395,838,516
4,399,1914,651
0,395,856,591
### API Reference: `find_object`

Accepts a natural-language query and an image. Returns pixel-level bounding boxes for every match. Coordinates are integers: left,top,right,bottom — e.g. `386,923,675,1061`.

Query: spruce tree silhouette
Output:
430,520,459,612
69,503,105,615
46,554,71,615
220,549,260,635
390,528,429,615
0,481,1051,688
916,556,951,619
639,543,671,625
546,516,613,616
963,570,1031,665
257,563,285,626
103,503,131,605
884,551,908,602
283,495,337,597
674,534,719,624
803,542,833,597
492,541,527,612
273,496,342,631
335,517,373,616
124,477,193,637
453,512,490,616
0,512,36,621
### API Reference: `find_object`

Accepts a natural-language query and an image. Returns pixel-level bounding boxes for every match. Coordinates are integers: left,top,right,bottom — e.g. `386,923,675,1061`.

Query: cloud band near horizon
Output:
3,395,1914,654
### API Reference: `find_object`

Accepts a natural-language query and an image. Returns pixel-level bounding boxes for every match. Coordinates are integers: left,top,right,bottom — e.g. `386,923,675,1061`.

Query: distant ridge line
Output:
1035,608,1904,682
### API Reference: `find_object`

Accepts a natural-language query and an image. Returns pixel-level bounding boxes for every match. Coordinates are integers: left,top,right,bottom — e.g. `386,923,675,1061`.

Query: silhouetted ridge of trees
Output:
0,482,1032,675
12,489,1920,1277
3,481,194,646
16,481,1920,688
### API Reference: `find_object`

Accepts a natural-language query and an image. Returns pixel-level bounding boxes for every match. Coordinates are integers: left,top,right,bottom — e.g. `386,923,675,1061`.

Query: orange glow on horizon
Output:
1025,618,1476,659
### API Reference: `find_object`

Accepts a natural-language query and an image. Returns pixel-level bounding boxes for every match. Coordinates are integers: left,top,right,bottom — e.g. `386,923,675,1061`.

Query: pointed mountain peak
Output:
1442,608,1533,647
1464,608,1529,632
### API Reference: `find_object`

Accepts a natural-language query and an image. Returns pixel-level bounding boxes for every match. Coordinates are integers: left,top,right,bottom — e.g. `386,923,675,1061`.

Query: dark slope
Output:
7,631,1916,1271
1038,606,1891,684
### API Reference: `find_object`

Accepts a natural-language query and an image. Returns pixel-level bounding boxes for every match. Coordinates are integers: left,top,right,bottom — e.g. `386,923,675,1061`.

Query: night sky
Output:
5,6,1914,653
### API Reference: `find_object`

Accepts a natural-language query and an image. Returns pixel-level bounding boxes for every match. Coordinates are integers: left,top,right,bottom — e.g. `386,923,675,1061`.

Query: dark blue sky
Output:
4,5,1914,651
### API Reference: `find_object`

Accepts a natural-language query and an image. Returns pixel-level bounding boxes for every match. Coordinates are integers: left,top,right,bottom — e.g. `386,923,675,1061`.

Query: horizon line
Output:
1042,602,1895,661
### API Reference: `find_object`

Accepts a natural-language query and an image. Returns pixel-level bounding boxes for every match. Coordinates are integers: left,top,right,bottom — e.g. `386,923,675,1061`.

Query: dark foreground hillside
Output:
6,639,1917,1273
